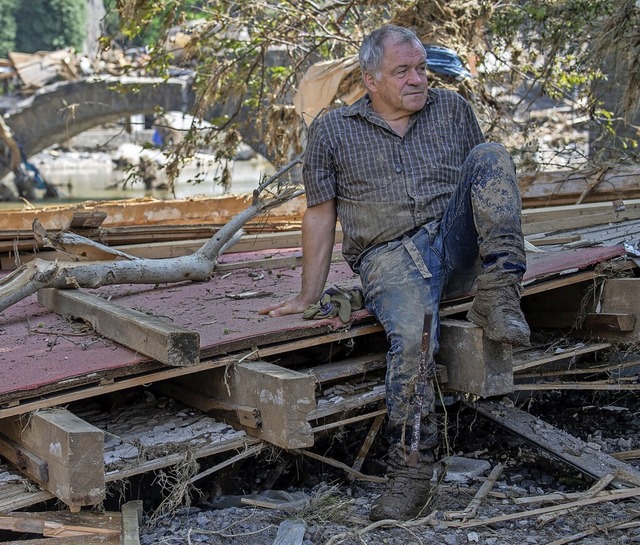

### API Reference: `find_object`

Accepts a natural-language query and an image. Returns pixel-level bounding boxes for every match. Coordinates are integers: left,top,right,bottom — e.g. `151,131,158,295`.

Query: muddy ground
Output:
133,388,640,545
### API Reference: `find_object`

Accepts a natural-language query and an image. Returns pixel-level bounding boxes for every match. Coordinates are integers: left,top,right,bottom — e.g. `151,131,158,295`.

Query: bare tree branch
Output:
0,157,304,316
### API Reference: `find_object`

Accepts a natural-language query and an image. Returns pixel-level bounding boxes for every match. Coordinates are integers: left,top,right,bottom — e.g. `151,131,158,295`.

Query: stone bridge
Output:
0,75,264,181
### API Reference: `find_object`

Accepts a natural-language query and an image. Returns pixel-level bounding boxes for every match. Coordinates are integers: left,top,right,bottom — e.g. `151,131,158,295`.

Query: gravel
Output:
135,390,640,545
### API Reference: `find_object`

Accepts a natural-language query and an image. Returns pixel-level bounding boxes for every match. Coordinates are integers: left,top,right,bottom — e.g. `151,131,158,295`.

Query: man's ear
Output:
363,71,377,93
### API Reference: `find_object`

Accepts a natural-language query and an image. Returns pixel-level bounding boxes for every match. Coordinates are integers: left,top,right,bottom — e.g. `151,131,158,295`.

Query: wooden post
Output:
588,278,640,342
174,361,317,449
436,319,513,397
0,408,105,510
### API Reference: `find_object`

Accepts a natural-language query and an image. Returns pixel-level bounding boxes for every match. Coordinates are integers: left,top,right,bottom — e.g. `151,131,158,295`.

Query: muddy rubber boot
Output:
369,464,434,521
467,283,530,346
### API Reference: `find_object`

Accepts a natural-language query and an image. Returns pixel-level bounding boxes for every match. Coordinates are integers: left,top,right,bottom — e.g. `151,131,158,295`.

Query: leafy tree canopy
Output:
15,0,86,53
113,0,639,179
0,0,16,58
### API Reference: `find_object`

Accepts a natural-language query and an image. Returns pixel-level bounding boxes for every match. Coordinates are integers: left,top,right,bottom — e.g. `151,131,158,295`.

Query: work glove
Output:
303,286,364,323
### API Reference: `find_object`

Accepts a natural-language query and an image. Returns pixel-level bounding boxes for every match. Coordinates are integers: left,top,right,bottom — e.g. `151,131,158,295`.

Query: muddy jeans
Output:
358,143,526,465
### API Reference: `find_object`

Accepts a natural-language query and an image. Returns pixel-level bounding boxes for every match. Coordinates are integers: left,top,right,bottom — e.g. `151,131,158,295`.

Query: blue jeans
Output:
358,143,525,460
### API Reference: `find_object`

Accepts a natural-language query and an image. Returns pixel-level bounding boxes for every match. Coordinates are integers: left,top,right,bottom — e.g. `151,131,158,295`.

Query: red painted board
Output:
0,256,359,403
0,245,630,404
523,245,626,284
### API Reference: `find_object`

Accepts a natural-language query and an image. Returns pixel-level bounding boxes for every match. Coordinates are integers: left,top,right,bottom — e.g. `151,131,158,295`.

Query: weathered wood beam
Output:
436,319,513,397
306,353,387,384
583,312,636,332
0,510,120,538
0,408,105,509
152,381,262,428
174,361,317,449
472,400,640,487
37,288,200,367
589,278,640,342
521,202,640,235
0,433,49,482
518,167,640,208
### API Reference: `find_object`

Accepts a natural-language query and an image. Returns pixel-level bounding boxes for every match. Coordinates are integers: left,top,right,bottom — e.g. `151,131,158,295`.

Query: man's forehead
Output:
382,37,427,62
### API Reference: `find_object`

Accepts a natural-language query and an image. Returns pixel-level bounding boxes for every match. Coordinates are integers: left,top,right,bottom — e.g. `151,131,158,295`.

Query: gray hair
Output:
359,25,423,78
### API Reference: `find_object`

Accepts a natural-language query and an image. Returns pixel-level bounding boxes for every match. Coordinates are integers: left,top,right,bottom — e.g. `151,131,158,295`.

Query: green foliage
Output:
0,0,17,57
15,0,87,53
115,0,395,175
114,0,639,175
486,0,639,165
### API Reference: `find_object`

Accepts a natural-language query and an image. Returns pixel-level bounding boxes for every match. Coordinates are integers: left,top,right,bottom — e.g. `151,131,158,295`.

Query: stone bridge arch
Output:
0,75,264,181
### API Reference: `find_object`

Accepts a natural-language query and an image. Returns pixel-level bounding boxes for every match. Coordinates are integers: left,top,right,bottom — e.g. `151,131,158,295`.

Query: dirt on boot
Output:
467,283,530,346
369,465,435,521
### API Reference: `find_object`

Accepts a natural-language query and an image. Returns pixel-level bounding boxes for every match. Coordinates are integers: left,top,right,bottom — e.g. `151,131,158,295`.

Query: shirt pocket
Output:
333,130,399,200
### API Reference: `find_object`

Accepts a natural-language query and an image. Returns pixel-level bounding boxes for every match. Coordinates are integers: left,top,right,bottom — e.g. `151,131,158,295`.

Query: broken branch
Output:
0,157,304,315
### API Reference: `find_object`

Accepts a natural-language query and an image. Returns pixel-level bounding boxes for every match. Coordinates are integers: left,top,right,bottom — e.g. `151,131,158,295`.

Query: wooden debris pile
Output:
0,46,156,94
0,198,639,543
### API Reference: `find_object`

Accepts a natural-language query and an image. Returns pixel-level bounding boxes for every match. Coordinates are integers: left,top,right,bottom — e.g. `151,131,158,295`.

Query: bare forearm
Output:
299,204,337,304
259,199,337,317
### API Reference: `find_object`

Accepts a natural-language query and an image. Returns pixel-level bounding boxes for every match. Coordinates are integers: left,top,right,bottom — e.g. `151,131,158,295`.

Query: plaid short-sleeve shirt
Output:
303,88,485,272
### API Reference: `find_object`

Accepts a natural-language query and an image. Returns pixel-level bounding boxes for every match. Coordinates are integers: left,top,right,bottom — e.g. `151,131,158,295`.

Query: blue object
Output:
20,150,47,190
423,44,472,79
152,128,164,147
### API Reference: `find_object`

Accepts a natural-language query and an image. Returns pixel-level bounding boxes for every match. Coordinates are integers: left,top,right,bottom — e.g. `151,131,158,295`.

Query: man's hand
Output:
258,295,314,317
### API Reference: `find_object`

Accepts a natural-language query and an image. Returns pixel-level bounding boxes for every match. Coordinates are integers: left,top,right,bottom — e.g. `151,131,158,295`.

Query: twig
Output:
449,486,640,529
536,473,615,526
444,463,504,520
188,444,264,484
324,511,439,545
296,449,387,483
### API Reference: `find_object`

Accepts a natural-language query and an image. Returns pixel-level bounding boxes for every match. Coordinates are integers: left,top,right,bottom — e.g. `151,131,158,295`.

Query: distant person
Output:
138,156,157,190
260,25,529,521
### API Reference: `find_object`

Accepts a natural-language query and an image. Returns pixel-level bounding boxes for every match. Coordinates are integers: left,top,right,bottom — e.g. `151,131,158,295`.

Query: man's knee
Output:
469,141,509,161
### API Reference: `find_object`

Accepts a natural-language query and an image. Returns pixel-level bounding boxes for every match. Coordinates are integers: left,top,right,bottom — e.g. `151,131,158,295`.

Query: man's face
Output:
365,37,429,117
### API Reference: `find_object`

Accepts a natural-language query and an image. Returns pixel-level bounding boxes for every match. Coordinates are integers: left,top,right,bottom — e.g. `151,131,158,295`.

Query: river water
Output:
0,127,276,211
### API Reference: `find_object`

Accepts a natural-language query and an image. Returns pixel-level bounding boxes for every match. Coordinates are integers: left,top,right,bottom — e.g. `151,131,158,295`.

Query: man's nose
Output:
407,68,425,84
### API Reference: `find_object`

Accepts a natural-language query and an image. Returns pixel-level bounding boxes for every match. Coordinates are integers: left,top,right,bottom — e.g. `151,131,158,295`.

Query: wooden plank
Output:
436,319,513,397
0,433,49,482
589,278,640,342
176,361,317,449
472,400,640,487
0,510,120,537
0,535,119,545
308,386,387,420
583,312,636,331
0,408,105,509
0,324,383,421
526,234,581,246
121,500,143,545
522,205,640,235
306,353,387,384
38,288,200,367
518,169,640,208
513,341,612,372
0,194,307,231
68,211,108,230
522,199,640,225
